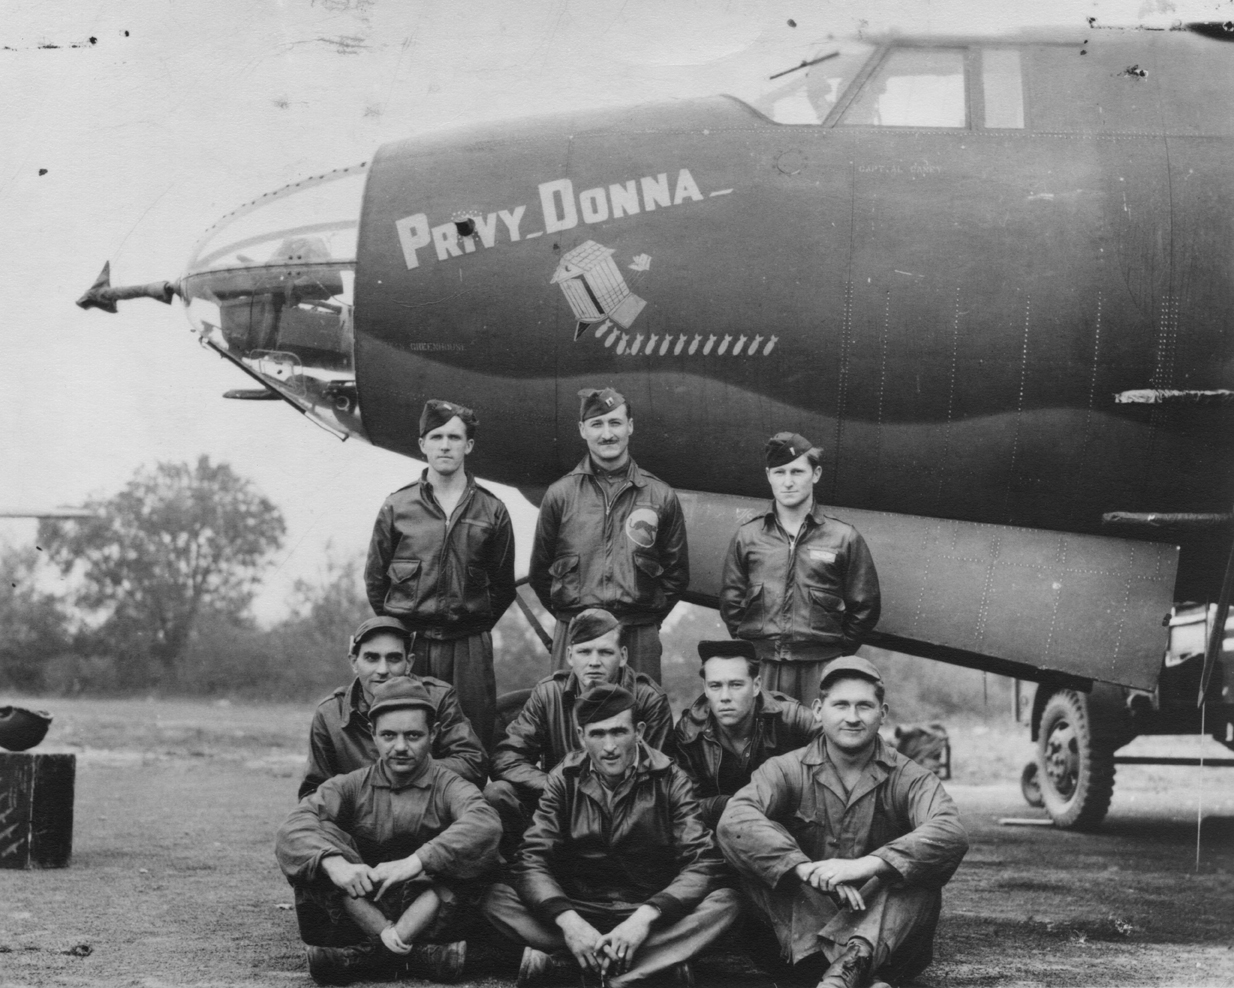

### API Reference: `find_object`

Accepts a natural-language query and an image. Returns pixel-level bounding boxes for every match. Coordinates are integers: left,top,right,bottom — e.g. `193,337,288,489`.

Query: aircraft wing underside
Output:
679,490,1178,691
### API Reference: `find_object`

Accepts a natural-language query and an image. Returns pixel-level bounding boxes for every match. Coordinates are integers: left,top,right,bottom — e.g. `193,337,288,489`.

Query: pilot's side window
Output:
981,49,1025,129
841,48,967,128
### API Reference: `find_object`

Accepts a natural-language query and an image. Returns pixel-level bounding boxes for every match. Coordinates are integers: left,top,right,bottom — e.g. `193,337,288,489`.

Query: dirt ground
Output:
1,697,1231,988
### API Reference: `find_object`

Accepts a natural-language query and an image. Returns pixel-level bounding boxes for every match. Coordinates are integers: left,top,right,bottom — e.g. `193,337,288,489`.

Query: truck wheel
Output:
1020,761,1044,808
1037,690,1116,830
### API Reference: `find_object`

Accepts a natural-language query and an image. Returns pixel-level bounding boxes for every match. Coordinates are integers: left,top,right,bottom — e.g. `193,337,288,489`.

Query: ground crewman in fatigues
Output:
482,684,740,987
529,387,688,682
673,639,819,829
720,432,881,706
717,657,968,988
299,616,487,800
277,678,502,985
483,608,673,859
366,399,517,750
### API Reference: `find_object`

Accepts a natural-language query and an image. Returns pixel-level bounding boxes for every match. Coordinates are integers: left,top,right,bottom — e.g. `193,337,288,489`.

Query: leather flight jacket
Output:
512,744,729,926
490,666,674,802
673,689,820,822
529,456,689,625
720,501,881,660
365,471,517,639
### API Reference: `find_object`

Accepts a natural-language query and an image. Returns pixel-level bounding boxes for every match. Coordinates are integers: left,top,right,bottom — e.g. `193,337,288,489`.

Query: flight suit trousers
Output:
550,619,663,684
740,875,942,984
411,631,497,752
481,883,741,986
757,658,830,708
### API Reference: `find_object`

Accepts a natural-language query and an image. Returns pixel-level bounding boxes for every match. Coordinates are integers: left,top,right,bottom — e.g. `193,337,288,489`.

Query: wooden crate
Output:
0,752,75,869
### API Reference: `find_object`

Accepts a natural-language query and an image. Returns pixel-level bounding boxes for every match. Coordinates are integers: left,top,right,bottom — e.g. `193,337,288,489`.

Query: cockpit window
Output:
842,48,968,128
981,49,1025,129
728,41,874,125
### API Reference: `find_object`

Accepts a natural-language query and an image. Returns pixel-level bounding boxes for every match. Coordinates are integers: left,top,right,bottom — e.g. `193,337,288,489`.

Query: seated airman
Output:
276,678,502,985
299,616,488,800
483,608,673,855
717,657,968,988
673,639,820,828
482,684,740,986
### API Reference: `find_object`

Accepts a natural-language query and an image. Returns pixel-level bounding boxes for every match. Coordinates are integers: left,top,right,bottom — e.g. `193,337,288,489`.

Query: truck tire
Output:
1037,689,1116,830
1020,761,1044,808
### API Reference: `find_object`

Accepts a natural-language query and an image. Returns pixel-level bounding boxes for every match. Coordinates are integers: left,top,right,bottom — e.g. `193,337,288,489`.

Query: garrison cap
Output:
419,399,477,437
566,608,622,647
350,615,412,655
764,432,818,469
367,678,435,723
697,639,758,663
819,655,884,692
574,684,637,726
578,387,627,422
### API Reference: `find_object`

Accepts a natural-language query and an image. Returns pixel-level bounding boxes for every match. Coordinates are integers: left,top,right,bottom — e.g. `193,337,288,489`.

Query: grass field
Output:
1,696,1232,988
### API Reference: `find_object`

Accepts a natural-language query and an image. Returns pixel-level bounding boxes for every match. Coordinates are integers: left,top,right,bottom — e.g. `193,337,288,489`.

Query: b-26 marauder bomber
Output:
79,22,1234,829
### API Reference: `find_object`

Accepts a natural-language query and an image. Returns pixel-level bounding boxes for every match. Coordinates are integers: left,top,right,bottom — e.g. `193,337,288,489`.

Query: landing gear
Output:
1035,690,1117,830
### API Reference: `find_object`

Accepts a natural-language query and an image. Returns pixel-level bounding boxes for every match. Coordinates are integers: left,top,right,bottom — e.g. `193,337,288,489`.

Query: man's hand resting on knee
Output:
795,855,896,911
321,855,378,898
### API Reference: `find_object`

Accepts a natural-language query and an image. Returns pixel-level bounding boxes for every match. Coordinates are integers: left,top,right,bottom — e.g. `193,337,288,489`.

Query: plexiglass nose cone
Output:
181,163,370,441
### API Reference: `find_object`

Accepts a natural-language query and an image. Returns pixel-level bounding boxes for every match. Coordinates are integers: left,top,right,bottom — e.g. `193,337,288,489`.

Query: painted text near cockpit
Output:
393,168,732,271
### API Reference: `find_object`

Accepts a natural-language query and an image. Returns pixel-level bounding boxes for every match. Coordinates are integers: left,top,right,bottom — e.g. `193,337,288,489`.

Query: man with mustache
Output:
299,615,488,800
366,399,517,749
529,387,688,683
277,678,502,985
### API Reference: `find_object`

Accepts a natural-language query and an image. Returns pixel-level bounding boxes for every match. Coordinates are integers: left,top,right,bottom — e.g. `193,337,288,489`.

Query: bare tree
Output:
39,456,285,680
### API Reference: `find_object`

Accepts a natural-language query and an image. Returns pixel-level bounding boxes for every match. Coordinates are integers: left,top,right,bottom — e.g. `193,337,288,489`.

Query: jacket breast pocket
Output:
806,587,844,637
737,583,765,638
632,552,666,609
385,559,421,611
549,553,581,609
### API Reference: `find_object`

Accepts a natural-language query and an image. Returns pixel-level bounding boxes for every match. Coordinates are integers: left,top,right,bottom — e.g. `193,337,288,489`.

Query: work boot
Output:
305,941,378,985
404,940,467,983
517,945,578,986
816,937,874,988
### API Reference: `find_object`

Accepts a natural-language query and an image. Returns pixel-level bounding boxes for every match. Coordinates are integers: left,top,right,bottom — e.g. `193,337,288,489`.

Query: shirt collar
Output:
564,664,636,699
370,755,436,791
343,677,368,729
761,498,826,532
573,455,643,487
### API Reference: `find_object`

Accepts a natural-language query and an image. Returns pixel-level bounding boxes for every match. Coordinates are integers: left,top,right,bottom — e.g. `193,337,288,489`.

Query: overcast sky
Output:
0,0,1216,622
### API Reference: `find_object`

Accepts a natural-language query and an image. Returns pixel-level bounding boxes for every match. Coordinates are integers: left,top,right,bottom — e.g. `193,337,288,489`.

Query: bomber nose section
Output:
180,162,370,441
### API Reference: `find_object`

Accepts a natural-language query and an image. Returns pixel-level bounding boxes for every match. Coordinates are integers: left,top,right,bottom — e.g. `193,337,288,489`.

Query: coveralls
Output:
717,735,968,983
299,675,488,799
276,757,502,947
